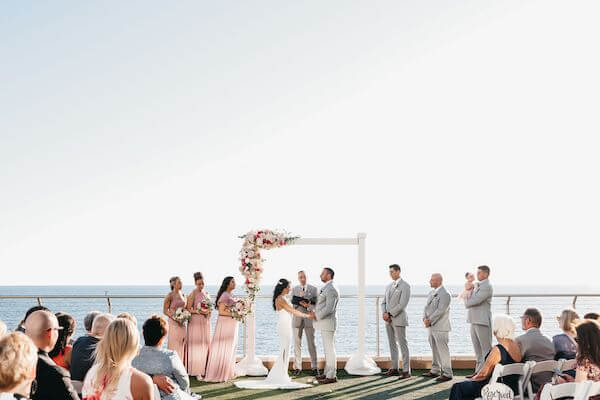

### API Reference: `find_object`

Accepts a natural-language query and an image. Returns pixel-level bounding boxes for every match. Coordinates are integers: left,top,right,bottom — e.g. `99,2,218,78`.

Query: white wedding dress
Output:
234,303,312,390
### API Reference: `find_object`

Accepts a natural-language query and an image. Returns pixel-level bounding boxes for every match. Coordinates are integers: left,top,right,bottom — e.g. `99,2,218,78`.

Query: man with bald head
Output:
422,273,453,382
70,313,114,382
25,310,79,400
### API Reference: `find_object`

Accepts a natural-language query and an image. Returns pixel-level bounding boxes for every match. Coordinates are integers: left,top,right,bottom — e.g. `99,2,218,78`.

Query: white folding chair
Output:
587,381,600,398
154,384,161,399
525,360,559,399
560,358,577,373
476,362,531,400
539,381,592,400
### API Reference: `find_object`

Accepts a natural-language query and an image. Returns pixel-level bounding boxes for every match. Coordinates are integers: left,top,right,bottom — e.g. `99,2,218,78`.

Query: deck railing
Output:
2,293,598,358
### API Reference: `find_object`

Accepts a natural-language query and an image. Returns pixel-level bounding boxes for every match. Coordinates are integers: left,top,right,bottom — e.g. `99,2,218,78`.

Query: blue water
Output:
1,285,598,356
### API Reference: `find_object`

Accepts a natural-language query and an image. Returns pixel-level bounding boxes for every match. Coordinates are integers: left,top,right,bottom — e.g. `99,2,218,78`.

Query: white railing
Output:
2,293,598,358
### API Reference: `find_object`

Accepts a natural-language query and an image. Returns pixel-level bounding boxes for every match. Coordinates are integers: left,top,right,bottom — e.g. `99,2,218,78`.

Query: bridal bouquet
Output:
173,307,191,324
230,297,253,322
197,294,213,313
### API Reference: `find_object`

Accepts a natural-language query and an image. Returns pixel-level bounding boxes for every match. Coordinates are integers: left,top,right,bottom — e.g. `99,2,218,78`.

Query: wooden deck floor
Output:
190,369,471,399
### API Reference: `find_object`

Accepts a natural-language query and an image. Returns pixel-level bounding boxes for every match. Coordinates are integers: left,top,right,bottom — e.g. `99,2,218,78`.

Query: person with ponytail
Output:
234,279,314,390
163,276,187,364
49,312,76,370
204,276,239,382
82,318,153,400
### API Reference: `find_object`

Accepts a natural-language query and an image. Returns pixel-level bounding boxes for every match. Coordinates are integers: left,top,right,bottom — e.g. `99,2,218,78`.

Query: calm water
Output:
1,285,599,356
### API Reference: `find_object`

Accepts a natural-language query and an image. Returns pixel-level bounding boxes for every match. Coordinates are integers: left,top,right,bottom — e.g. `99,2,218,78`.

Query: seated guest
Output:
117,312,138,326
132,315,194,400
24,310,79,400
536,320,600,400
82,319,153,400
0,332,38,400
516,308,555,393
15,306,49,333
70,313,114,382
584,312,600,321
572,320,600,382
83,311,101,335
449,314,522,400
0,320,7,338
49,312,76,370
553,309,579,360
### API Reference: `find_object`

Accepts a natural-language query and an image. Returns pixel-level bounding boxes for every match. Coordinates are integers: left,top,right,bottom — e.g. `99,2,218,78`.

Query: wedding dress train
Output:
234,307,312,390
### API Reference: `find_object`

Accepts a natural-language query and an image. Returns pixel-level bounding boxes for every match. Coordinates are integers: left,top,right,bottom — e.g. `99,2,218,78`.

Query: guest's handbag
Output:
480,382,514,400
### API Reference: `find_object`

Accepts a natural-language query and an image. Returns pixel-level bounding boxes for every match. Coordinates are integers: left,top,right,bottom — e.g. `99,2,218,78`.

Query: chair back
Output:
540,381,593,400
489,362,530,399
560,358,577,372
525,360,561,398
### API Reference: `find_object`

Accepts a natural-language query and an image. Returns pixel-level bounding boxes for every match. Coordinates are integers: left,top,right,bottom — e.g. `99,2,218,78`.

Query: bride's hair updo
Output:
273,279,290,310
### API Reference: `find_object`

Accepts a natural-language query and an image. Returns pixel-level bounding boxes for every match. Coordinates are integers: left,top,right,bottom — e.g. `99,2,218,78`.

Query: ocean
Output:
1,285,598,357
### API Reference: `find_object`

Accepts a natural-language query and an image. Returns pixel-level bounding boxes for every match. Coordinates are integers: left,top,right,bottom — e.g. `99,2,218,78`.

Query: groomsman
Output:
422,273,453,382
312,267,339,384
291,270,319,376
465,265,493,376
381,264,411,379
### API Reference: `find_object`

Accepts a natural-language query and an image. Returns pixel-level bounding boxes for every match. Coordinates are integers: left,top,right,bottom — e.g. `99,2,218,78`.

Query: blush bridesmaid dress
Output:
167,295,188,364
203,291,239,382
186,289,211,377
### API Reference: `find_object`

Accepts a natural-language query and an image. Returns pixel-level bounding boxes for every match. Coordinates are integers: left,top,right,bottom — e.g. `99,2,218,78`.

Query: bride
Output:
234,278,315,390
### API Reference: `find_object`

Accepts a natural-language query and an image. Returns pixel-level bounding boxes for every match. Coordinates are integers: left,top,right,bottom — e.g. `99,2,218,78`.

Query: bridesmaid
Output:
163,276,187,363
186,271,211,378
204,276,239,382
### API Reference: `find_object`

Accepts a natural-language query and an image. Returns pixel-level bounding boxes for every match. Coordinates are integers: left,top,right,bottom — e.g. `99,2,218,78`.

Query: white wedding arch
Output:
234,231,381,377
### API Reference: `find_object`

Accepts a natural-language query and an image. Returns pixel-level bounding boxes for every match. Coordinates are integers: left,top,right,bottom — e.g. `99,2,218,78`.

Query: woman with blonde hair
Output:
82,319,154,400
553,309,579,360
163,276,187,364
0,332,38,400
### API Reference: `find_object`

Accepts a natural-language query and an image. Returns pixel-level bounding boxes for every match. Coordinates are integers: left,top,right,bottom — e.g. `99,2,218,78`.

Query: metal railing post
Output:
107,297,112,314
376,296,380,357
573,296,578,309
506,296,511,314
36,297,43,306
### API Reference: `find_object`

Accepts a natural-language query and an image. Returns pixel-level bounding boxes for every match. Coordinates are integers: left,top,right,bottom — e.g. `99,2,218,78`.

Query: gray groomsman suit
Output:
382,278,411,373
465,279,493,372
423,286,452,378
312,280,339,379
516,328,556,393
292,284,318,370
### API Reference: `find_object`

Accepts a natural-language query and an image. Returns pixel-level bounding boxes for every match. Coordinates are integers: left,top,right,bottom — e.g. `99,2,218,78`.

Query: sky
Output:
1,1,599,288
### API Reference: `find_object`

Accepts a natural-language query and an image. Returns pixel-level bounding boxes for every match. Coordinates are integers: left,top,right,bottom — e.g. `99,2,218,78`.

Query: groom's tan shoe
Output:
315,374,326,381
382,369,400,376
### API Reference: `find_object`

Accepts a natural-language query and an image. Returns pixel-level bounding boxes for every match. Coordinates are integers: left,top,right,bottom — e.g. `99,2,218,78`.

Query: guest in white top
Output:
0,332,38,400
82,318,154,400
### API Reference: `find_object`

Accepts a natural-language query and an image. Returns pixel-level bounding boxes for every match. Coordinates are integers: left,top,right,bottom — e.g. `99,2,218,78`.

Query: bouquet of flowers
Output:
173,307,191,324
197,294,213,313
230,297,253,322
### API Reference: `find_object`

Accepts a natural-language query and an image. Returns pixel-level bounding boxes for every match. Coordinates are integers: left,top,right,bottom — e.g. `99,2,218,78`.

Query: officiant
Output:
291,270,319,376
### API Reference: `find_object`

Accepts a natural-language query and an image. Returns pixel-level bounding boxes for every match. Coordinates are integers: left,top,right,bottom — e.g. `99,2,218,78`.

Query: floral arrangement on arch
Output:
233,229,299,321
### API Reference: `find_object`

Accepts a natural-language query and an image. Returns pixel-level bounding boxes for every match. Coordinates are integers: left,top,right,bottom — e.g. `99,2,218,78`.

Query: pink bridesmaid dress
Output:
167,294,187,364
186,289,211,377
203,291,239,382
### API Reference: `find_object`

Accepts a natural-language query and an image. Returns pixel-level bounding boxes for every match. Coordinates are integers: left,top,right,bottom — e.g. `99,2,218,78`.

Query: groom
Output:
311,267,339,384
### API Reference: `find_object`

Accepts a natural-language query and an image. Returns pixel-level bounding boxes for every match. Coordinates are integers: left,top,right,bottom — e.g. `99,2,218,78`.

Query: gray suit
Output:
312,280,339,379
382,279,411,373
465,279,493,371
291,284,318,370
516,328,556,393
423,286,452,378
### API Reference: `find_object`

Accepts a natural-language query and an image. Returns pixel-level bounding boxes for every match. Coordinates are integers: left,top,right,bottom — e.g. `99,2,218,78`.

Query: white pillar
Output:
235,312,268,376
344,232,381,375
